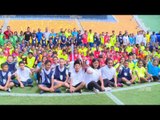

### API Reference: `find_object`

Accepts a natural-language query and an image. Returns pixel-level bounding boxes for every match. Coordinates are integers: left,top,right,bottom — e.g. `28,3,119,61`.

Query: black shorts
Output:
73,82,82,87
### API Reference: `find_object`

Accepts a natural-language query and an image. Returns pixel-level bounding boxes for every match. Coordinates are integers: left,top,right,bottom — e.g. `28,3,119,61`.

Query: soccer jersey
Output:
78,48,88,56
0,33,4,46
0,57,7,69
26,57,35,68
88,33,94,43
59,53,68,61
134,66,146,77
147,61,160,76
129,61,135,71
146,34,150,43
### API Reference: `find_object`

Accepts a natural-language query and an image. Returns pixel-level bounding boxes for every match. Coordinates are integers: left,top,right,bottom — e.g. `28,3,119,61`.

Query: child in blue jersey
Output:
31,34,37,47
0,63,14,92
38,60,62,94
119,60,136,86
35,56,47,84
41,34,47,48
60,32,67,48
147,59,160,81
54,58,70,89
48,38,54,49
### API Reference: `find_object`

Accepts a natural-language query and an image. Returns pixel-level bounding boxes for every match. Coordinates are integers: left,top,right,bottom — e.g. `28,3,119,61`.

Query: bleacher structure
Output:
0,15,141,34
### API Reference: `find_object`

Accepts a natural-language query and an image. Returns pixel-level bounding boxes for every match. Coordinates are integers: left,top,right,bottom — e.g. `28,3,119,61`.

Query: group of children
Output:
0,26,160,93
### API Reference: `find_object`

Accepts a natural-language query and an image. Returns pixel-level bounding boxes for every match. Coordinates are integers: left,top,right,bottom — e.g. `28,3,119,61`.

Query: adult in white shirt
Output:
43,27,50,41
69,60,85,93
84,59,105,92
142,34,147,46
100,59,118,87
123,33,129,46
136,31,144,45
15,61,33,88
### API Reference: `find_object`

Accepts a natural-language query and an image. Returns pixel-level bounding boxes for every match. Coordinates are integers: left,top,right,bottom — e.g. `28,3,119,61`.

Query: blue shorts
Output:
39,82,61,93
13,79,33,86
0,80,13,87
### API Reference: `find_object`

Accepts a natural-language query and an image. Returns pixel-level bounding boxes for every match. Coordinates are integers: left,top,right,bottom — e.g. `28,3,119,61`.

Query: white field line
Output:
0,82,159,97
111,82,160,93
105,92,124,105
0,92,97,97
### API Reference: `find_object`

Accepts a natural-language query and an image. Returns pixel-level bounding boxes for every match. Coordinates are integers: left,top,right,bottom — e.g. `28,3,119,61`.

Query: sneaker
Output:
148,79,151,83
7,88,11,93
93,88,99,93
28,84,33,87
126,81,131,86
40,90,44,94
66,88,70,93
36,80,39,84
104,87,112,92
54,89,61,93
117,83,123,87
79,89,82,93
158,80,160,82
132,81,136,84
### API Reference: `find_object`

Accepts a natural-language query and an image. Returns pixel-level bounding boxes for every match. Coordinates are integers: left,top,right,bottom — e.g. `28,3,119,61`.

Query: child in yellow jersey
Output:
56,46,62,58
100,34,104,44
128,54,135,71
26,52,35,69
78,45,88,57
0,52,7,69
134,60,152,83
59,49,68,61
17,52,23,63
126,45,133,54
91,44,97,52
143,47,151,56
146,31,150,43
114,43,119,52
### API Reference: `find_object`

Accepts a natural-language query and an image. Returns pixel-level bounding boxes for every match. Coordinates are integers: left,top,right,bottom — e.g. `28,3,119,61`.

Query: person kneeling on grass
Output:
134,60,152,83
84,58,105,93
38,60,62,94
119,60,136,86
69,60,85,93
0,63,14,92
53,58,70,89
13,61,33,88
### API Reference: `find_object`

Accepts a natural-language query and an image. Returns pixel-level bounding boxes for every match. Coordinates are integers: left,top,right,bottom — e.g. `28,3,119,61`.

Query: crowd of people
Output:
0,25,160,93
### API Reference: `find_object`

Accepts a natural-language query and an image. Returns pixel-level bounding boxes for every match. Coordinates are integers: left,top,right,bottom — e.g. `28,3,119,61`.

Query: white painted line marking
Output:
111,82,160,93
105,92,124,105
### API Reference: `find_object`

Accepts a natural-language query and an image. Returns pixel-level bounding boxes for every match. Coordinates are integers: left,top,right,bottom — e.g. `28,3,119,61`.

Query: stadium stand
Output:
8,20,79,33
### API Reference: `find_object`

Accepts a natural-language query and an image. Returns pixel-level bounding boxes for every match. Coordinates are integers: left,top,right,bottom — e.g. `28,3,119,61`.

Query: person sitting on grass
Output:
53,58,70,89
84,58,105,93
147,58,160,82
69,60,85,93
100,58,118,89
38,60,62,94
119,60,136,86
0,63,14,92
5,55,17,80
134,60,152,83
13,61,33,88
35,56,47,84
26,52,36,69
